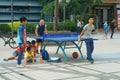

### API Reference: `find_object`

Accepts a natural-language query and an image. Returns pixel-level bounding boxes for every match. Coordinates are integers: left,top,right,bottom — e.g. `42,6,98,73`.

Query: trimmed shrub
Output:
8,21,20,33
46,20,76,31
63,20,76,32
0,24,11,34
26,23,36,34
58,22,64,30
46,22,53,30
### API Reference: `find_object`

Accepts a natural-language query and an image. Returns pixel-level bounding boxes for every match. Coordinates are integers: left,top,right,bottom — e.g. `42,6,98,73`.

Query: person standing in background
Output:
35,18,48,54
102,20,109,39
110,19,116,39
76,19,82,35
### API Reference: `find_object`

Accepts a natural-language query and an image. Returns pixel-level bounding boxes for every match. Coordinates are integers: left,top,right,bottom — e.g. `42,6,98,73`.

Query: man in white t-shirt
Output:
78,16,95,64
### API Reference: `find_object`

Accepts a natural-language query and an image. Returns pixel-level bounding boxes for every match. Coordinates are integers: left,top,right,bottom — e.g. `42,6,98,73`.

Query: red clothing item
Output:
15,45,26,53
31,45,37,57
23,29,27,43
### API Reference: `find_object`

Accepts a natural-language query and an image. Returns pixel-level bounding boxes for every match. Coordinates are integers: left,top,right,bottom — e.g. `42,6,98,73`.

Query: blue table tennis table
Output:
30,33,85,60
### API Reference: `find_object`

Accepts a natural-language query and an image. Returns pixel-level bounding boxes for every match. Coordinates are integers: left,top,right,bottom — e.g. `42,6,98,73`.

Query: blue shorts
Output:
36,39,43,43
12,51,19,57
104,29,108,34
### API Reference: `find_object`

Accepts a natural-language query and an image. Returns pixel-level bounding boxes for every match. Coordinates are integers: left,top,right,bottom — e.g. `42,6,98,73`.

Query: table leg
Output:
56,42,68,60
72,41,84,60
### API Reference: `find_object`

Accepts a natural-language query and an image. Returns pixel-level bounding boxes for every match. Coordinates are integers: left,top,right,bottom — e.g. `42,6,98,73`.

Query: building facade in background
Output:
0,0,42,23
94,0,120,29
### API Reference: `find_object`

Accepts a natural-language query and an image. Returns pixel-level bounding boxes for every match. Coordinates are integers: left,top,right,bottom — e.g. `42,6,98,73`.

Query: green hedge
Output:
0,20,77,34
26,23,36,34
63,20,76,32
46,22,53,30
0,24,11,34
58,22,64,30
46,20,76,32
8,21,20,33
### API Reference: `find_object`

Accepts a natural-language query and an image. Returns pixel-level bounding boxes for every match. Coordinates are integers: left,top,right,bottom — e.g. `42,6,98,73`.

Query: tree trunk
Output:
80,5,89,21
54,0,58,31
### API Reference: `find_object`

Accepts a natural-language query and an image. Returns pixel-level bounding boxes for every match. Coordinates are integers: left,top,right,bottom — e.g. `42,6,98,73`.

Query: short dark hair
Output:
104,20,107,22
26,41,31,44
40,18,44,21
26,46,31,52
88,16,94,20
20,16,27,23
31,40,36,45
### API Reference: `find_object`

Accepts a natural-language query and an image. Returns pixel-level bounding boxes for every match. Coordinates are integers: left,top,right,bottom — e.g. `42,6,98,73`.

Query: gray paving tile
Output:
22,70,82,80
113,73,120,77
66,66,101,75
1,73,28,80
0,77,5,80
82,63,120,73
64,76,99,80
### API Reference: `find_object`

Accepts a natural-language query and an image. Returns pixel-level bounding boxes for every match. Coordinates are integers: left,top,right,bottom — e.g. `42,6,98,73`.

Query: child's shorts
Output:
12,51,19,57
104,29,108,34
36,39,43,43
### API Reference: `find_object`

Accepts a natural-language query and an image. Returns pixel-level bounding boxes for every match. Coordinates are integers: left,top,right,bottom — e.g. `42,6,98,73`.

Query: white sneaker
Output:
16,64,24,68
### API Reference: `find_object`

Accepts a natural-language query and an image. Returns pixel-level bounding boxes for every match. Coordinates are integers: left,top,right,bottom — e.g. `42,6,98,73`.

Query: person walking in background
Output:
17,16,27,67
35,18,48,54
102,20,109,39
76,19,82,35
110,19,116,39
31,40,37,57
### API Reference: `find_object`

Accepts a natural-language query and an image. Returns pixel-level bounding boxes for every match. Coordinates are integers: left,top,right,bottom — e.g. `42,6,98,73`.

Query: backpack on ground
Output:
41,49,49,60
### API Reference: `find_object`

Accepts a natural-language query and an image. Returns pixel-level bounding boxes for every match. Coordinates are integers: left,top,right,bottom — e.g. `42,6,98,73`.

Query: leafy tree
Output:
78,0,102,20
58,0,81,21
42,1,54,15
39,0,54,15
39,0,102,21
67,0,81,15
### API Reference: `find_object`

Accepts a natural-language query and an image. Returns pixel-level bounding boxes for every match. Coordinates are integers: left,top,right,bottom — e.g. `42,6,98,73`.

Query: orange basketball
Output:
72,52,78,59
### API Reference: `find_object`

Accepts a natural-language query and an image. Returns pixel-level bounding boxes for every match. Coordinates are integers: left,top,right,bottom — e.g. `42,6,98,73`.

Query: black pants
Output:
110,28,115,38
76,27,82,35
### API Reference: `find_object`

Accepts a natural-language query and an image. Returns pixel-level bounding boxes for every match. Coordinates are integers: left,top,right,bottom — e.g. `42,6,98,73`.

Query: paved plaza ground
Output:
0,32,120,80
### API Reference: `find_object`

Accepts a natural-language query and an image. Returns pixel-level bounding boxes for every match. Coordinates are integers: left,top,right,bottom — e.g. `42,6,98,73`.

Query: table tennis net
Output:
43,32,78,38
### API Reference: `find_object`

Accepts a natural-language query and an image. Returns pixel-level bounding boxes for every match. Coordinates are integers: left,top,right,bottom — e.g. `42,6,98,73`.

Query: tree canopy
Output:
39,0,102,21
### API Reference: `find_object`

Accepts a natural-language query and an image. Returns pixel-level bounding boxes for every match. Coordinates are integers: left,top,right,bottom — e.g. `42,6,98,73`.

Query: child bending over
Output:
31,40,37,57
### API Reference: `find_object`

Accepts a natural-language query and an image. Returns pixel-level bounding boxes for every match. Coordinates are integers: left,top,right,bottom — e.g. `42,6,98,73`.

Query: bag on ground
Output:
42,49,49,60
